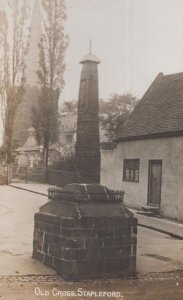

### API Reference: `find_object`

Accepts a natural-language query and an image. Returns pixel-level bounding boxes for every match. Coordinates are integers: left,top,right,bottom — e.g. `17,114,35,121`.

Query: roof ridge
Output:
116,72,183,142
141,72,164,100
163,71,183,77
119,73,164,131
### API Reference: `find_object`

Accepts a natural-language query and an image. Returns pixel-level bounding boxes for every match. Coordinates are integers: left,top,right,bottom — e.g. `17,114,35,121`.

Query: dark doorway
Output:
148,160,162,207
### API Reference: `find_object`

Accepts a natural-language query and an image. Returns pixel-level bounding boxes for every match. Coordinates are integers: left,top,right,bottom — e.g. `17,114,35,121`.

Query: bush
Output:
49,154,75,171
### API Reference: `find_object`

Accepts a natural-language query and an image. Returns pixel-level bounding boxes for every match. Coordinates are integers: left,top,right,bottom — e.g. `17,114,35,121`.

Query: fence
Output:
9,164,43,183
48,186,125,202
0,165,8,184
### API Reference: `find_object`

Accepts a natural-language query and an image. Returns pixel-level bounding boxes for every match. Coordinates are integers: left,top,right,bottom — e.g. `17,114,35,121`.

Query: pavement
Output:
9,181,55,196
9,181,183,239
135,211,183,239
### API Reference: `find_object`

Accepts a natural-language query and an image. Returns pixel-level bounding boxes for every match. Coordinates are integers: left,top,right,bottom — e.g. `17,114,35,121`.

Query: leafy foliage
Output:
0,0,30,162
32,0,68,169
100,93,138,142
60,100,78,114
32,88,60,146
48,153,75,172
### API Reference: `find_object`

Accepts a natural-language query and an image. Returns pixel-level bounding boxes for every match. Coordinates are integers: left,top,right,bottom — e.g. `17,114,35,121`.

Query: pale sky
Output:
62,0,183,101
1,0,183,144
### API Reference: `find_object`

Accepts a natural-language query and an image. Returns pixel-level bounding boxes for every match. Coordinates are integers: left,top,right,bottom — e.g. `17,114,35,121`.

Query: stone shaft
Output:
76,59,101,183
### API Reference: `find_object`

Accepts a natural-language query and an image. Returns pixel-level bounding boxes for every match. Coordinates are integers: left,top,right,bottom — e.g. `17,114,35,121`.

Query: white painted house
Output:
101,72,183,221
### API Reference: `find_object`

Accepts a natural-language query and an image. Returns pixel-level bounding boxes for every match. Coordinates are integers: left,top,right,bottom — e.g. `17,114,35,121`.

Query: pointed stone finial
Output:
80,40,101,64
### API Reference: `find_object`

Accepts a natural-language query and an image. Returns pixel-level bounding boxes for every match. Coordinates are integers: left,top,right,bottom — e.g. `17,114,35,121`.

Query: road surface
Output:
0,185,182,299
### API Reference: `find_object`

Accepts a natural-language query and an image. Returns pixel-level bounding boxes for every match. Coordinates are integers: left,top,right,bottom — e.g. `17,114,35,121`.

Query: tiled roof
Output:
117,72,183,142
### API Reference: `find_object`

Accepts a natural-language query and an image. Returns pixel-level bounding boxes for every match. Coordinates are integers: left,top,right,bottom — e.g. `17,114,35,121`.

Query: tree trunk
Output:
43,144,49,183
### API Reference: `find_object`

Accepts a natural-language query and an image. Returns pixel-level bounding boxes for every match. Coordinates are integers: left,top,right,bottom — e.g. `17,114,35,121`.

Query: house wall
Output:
101,149,117,188
101,136,183,221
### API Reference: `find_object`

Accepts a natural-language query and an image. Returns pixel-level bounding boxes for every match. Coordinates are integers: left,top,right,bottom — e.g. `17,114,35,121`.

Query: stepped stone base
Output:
32,184,138,281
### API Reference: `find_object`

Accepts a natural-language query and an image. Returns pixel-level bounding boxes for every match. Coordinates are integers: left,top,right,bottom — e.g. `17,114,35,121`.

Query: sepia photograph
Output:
0,0,183,299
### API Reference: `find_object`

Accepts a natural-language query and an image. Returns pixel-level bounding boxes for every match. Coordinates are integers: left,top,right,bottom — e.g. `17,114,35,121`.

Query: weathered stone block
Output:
60,227,96,238
43,243,49,254
37,222,54,233
44,232,60,244
49,243,61,257
85,237,102,248
45,254,53,266
34,212,62,225
33,229,44,241
64,237,85,249
32,250,45,262
100,246,124,260
62,248,87,260
33,239,42,252
103,236,129,247
96,227,114,237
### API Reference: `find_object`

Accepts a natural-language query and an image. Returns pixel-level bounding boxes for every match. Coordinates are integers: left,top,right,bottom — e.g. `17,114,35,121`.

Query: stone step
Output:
137,206,160,217
137,211,158,217
141,205,160,213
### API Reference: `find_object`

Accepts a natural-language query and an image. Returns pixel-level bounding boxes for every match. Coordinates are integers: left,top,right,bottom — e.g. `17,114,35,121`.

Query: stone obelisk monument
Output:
75,46,101,183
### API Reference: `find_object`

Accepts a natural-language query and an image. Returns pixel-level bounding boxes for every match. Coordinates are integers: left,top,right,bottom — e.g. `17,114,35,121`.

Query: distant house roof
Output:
16,127,39,153
116,72,183,142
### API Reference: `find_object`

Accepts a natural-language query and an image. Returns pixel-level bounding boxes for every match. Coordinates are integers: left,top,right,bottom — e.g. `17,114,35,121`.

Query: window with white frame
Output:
123,159,140,182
